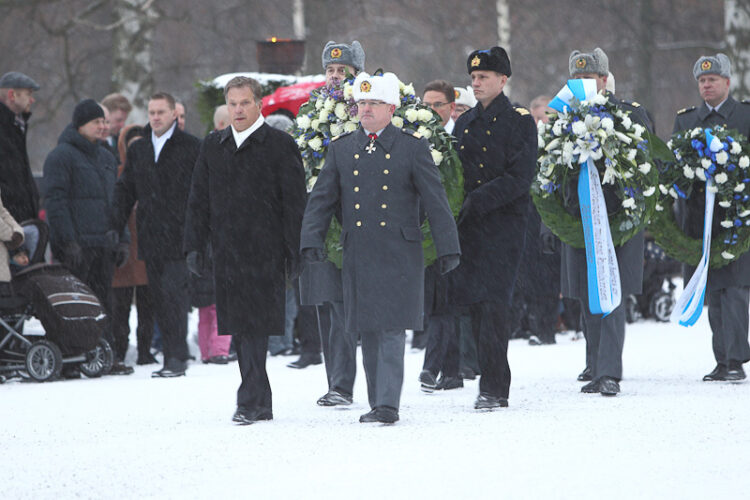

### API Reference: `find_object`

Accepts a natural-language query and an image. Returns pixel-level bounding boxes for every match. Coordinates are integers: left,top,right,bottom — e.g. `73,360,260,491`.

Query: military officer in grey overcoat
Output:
673,53,750,381
561,48,650,396
300,71,460,424
450,47,538,410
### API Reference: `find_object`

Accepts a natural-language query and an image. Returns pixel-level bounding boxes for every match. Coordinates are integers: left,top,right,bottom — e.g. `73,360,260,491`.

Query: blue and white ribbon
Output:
671,129,720,326
550,79,622,315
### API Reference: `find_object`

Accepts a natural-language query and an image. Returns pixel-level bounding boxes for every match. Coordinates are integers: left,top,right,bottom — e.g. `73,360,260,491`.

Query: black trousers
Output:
708,286,750,365
145,259,189,363
295,280,321,355
317,301,358,397
110,285,155,361
235,334,272,413
68,246,115,346
470,301,512,399
422,313,459,378
582,302,626,381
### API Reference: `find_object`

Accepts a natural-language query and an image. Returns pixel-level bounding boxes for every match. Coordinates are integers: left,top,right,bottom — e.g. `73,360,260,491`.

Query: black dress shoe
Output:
205,355,230,365
232,407,273,425
459,367,477,380
577,367,593,382
359,409,379,423
62,365,81,379
287,353,322,369
317,390,353,406
418,369,438,393
436,375,464,390
580,379,600,393
109,362,134,375
227,352,238,362
152,359,187,378
599,376,620,396
474,393,508,410
702,364,728,381
136,353,159,365
376,406,399,424
726,362,746,381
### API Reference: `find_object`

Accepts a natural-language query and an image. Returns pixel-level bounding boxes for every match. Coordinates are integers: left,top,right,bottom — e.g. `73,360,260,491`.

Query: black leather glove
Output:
186,251,203,277
104,230,120,248
114,243,129,268
302,247,325,263
438,254,460,275
541,232,558,255
63,241,83,270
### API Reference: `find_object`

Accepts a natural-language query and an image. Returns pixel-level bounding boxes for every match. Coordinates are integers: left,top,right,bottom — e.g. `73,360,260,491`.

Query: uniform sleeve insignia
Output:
514,106,530,116
677,106,695,115
360,81,371,92
470,55,481,67
330,48,342,59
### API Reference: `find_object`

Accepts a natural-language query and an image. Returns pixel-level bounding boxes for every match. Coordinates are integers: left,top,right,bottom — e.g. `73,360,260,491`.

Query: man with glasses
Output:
422,80,456,133
301,72,460,424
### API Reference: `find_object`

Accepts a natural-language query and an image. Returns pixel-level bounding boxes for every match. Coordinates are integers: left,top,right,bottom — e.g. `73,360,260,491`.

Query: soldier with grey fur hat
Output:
321,40,365,84
673,53,750,383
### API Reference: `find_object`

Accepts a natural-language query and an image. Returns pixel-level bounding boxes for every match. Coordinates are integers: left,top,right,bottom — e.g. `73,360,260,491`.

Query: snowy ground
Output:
3,308,750,499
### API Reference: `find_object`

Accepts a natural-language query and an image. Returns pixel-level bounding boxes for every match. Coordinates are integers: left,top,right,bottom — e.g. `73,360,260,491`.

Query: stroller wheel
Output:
650,291,675,322
625,295,641,324
80,338,114,378
25,340,63,382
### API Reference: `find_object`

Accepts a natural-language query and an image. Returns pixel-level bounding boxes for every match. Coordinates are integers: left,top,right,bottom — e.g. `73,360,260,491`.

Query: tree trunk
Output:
726,0,750,100
496,0,511,97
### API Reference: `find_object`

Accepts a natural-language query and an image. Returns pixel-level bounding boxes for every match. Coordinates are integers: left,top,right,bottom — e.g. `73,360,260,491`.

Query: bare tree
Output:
726,0,750,100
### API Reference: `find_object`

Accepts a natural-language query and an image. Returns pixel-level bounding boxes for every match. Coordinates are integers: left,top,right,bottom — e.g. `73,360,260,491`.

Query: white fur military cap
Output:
353,72,400,106
321,41,366,73
693,53,732,80
569,48,609,77
454,86,477,107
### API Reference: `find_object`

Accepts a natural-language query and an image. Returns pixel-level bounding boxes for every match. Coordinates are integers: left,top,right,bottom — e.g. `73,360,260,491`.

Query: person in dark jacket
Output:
113,92,201,378
184,77,306,425
0,71,40,223
450,47,538,410
673,53,750,382
43,98,133,376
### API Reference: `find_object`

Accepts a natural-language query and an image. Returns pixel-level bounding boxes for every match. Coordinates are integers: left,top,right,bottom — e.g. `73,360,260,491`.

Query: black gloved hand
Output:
186,251,203,277
63,241,83,270
114,243,129,268
104,230,120,248
302,247,325,263
541,232,558,255
438,253,460,275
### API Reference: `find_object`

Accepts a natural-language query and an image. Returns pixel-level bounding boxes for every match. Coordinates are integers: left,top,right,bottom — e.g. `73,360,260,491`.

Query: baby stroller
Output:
0,220,113,382
626,237,682,323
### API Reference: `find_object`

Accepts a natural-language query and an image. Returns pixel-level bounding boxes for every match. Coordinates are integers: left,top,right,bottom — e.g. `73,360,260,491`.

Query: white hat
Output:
353,72,400,106
454,86,477,107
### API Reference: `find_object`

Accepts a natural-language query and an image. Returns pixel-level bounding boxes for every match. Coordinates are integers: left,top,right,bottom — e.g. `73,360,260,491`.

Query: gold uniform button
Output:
479,163,484,168
381,203,387,209
464,129,469,134
383,169,389,175
486,130,491,135
353,170,359,176
477,180,482,184
482,147,487,152
380,221,386,227
493,117,497,122
382,185,388,191
385,154,391,159
354,187,359,192
354,154,359,159
355,203,360,209
356,221,362,227
460,145,464,150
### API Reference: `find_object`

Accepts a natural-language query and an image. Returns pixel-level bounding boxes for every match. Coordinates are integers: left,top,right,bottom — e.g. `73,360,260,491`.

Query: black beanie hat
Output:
72,99,105,128
467,46,511,77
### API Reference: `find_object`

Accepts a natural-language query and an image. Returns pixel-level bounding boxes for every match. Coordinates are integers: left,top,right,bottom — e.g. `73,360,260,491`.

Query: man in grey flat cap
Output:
0,71,40,223
673,53,750,382
563,47,653,397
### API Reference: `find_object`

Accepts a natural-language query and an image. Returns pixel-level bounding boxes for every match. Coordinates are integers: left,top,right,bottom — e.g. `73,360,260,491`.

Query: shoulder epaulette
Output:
514,106,530,116
331,131,353,142
677,106,696,115
401,128,422,139
742,100,750,105
631,101,641,108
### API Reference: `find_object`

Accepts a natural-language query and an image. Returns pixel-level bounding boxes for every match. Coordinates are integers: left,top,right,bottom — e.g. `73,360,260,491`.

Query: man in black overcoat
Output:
450,47,538,410
300,71,460,424
673,53,750,381
561,48,651,396
113,92,201,378
184,77,306,425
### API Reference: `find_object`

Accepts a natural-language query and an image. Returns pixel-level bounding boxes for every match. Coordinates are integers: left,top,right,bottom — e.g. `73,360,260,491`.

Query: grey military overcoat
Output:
300,124,460,333
673,95,750,290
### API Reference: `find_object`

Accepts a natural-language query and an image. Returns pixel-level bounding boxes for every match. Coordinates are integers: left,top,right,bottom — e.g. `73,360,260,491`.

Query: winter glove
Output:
63,241,83,270
438,254,460,275
114,243,129,268
104,229,120,249
302,247,325,263
541,232,558,255
186,251,203,277
9,230,24,250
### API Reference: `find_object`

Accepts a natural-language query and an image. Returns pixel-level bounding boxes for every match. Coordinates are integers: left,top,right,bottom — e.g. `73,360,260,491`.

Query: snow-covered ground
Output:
2,308,749,499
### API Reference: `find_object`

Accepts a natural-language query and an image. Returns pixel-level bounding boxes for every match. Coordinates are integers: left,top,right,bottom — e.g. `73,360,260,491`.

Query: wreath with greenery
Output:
649,126,750,268
291,74,463,268
532,92,660,248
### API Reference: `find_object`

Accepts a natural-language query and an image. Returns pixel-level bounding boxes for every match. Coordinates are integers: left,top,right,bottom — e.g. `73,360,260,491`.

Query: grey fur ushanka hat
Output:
321,41,365,73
